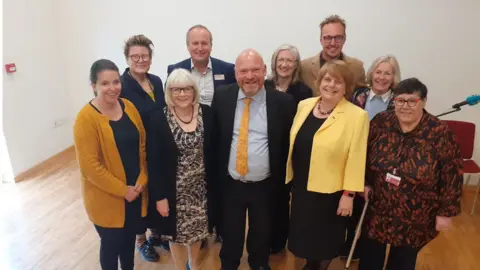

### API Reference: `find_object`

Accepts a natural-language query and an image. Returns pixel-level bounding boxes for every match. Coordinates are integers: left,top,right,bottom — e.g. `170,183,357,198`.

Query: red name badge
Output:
385,172,401,186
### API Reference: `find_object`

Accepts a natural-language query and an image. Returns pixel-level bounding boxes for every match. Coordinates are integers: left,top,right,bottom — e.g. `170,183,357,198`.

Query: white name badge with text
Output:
214,74,225,80
385,172,401,186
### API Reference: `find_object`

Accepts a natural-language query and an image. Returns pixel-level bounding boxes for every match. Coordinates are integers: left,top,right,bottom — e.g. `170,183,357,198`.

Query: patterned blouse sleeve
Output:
436,126,464,217
365,115,382,187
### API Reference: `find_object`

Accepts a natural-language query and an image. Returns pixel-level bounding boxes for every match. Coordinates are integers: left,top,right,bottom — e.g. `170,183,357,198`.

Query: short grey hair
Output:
164,68,200,107
268,44,301,85
186,24,213,45
366,54,401,89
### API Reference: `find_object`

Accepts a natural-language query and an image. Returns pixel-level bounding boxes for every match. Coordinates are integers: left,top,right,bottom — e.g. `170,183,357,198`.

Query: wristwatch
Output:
343,191,355,198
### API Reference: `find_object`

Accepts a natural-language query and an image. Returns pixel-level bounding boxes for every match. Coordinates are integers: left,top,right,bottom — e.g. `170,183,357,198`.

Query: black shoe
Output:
136,241,159,262
303,260,319,270
148,235,162,247
270,246,285,254
159,240,170,251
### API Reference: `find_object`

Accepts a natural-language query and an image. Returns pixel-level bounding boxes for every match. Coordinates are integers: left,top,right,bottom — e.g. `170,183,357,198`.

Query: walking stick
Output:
344,192,371,270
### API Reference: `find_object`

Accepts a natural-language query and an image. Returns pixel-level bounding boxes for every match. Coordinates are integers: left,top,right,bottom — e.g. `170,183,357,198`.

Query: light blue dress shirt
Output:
228,87,270,181
365,90,392,120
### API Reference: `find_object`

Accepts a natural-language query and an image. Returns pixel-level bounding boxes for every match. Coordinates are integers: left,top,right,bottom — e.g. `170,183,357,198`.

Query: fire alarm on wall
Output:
5,63,16,73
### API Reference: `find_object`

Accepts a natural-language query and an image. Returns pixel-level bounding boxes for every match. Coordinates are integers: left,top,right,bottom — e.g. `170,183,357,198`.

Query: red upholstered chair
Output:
443,120,480,215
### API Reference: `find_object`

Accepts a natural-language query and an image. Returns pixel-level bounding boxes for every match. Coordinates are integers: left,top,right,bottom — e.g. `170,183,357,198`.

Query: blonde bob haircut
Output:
315,60,355,99
164,68,200,107
366,55,401,89
269,44,301,85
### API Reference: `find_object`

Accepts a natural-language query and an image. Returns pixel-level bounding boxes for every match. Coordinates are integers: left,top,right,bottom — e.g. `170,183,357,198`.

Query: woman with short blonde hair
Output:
351,55,401,120
147,68,216,270
342,54,402,260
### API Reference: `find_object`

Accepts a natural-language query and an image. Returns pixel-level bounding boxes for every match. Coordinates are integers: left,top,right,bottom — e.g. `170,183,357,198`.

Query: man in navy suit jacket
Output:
167,24,236,106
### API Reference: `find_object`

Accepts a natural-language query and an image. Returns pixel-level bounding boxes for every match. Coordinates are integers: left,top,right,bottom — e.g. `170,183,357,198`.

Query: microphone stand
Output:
435,107,462,118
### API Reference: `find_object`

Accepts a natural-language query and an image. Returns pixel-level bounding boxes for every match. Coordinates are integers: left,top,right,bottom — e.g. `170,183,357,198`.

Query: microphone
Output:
452,95,480,109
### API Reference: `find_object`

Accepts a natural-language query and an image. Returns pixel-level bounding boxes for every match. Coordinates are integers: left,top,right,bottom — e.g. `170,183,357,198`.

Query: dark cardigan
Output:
264,79,313,104
120,68,166,127
146,104,216,239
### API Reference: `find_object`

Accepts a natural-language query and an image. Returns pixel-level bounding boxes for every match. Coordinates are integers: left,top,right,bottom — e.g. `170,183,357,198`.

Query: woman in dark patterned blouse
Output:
358,78,463,270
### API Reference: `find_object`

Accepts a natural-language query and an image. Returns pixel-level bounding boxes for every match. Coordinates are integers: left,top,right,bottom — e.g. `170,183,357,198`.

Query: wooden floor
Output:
1,149,479,270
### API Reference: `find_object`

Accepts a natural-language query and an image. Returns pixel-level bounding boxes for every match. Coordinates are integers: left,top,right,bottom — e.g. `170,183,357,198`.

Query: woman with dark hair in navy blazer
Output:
119,34,167,262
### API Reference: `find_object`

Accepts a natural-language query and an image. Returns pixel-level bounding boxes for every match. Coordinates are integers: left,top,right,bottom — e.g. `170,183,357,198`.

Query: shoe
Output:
148,235,162,247
136,241,159,262
160,240,170,251
148,235,170,251
303,260,319,270
270,247,285,254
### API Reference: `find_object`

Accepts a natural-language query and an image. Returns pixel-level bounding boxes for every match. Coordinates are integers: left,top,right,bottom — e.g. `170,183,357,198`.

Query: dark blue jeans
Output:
94,199,142,270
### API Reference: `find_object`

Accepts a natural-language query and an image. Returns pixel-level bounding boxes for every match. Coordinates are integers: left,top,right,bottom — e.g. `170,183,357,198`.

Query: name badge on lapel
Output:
385,168,401,186
214,74,225,80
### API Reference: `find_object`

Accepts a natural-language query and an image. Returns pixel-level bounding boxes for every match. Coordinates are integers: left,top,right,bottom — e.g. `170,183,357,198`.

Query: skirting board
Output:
14,145,76,183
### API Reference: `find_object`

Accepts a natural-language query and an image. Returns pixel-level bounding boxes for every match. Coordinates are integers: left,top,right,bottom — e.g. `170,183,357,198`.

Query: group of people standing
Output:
73,14,464,270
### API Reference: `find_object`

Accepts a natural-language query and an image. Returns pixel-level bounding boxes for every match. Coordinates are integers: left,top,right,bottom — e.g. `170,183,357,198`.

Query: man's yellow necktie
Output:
236,98,252,176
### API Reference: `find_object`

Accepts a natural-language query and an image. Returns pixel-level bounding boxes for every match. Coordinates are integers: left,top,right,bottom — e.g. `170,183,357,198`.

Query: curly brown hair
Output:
319,15,346,34
123,34,154,58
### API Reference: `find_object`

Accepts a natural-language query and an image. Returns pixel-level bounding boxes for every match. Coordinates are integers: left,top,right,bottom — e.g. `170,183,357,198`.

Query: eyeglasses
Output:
394,98,421,107
322,35,345,43
129,54,150,62
170,86,194,96
277,58,295,65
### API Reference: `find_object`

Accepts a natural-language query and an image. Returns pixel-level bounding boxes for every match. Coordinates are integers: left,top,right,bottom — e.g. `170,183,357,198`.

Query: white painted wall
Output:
3,0,73,176
3,0,480,177
58,0,480,163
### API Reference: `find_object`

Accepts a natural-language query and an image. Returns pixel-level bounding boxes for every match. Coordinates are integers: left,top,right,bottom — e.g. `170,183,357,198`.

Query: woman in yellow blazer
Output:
73,59,148,270
286,60,369,270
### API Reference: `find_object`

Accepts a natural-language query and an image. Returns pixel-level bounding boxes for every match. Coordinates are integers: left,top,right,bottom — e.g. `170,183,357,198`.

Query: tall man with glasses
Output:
300,15,367,94
299,15,368,263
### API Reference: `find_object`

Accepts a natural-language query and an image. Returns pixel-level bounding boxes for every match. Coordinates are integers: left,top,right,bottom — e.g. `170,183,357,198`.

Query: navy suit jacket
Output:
120,68,166,127
167,57,236,90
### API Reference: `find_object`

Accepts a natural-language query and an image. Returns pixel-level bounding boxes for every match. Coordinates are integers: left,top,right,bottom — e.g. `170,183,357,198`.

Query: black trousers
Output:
344,195,365,252
358,237,420,270
219,177,274,270
270,182,291,252
94,199,141,270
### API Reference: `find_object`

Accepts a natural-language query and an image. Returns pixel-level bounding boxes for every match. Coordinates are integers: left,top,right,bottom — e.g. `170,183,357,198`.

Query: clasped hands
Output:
124,184,144,202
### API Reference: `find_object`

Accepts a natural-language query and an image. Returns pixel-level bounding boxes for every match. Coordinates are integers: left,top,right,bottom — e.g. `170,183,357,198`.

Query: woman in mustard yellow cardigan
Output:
286,60,369,270
73,59,148,270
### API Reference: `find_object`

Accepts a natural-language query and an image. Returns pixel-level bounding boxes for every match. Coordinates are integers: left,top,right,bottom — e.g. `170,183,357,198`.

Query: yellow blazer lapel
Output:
317,97,348,132
290,97,320,145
